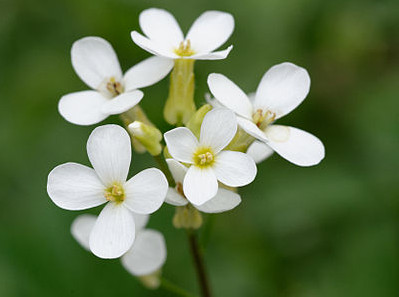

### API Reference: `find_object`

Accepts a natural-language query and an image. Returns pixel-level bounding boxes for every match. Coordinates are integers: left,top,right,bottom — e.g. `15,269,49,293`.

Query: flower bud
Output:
173,204,203,229
121,106,155,153
138,269,162,289
164,59,196,125
186,104,212,138
128,121,163,156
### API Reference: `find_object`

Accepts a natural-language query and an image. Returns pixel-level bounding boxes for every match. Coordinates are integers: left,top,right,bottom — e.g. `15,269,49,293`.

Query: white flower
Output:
246,141,274,164
165,159,241,213
47,124,168,259
131,8,234,60
207,92,274,164
59,36,174,125
207,62,325,167
71,213,166,276
164,108,257,205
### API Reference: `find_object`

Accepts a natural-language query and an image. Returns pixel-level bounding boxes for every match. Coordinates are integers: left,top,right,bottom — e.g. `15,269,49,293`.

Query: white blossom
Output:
47,124,168,259
164,108,257,205
71,213,166,276
207,62,325,166
165,159,241,213
59,36,173,125
131,8,234,61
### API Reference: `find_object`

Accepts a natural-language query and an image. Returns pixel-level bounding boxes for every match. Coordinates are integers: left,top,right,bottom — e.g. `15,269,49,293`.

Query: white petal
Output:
71,37,122,90
132,213,149,232
89,203,135,259
166,159,188,184
205,93,223,108
139,8,183,49
47,163,106,211
183,166,218,205
213,151,257,187
186,11,234,54
164,128,198,164
101,90,143,115
264,125,325,166
165,188,188,206
200,108,237,153
87,125,131,185
124,56,174,91
71,214,97,250
207,73,253,119
121,229,166,276
190,46,233,60
246,141,274,164
130,32,178,59
124,168,168,214
58,91,108,126
247,92,256,102
254,62,311,119
195,188,241,213
236,117,268,142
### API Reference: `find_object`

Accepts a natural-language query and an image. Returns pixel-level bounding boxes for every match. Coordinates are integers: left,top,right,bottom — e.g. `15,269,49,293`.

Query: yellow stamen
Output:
104,183,125,203
193,147,215,168
106,77,124,96
252,109,276,129
174,40,195,57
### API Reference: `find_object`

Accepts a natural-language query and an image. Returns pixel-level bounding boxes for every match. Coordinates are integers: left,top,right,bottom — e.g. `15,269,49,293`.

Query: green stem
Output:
161,278,198,297
154,153,176,187
187,230,212,297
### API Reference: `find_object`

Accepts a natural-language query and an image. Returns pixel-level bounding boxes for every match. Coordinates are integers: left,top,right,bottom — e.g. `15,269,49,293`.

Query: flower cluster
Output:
47,7,324,292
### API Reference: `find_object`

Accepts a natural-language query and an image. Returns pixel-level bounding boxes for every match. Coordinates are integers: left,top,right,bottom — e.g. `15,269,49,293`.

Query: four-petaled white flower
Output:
59,36,174,125
71,213,166,276
164,108,257,206
207,62,325,167
165,159,242,213
131,8,234,61
47,124,168,259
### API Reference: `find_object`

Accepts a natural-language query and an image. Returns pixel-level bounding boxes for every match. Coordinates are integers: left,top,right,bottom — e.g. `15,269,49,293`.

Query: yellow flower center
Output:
193,147,215,168
252,109,276,129
104,183,125,204
106,77,124,97
174,40,195,57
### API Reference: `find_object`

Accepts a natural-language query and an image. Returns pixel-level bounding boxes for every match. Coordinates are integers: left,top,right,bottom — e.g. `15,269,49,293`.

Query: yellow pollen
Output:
174,40,195,57
106,77,124,97
199,152,213,165
193,147,215,167
104,183,125,203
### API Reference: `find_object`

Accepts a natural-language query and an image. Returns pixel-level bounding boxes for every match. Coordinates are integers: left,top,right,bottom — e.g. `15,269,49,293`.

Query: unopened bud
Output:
120,106,154,154
186,104,212,138
173,204,203,229
128,121,163,156
138,269,162,289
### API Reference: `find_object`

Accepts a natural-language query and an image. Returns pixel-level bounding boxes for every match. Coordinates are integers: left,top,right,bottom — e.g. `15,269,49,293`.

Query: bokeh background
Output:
1,0,398,296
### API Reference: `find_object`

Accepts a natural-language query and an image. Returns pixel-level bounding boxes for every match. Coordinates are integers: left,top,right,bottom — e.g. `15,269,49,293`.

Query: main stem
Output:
187,230,212,297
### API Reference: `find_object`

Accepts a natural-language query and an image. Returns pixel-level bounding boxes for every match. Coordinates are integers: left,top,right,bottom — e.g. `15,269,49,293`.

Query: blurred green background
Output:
1,0,399,296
